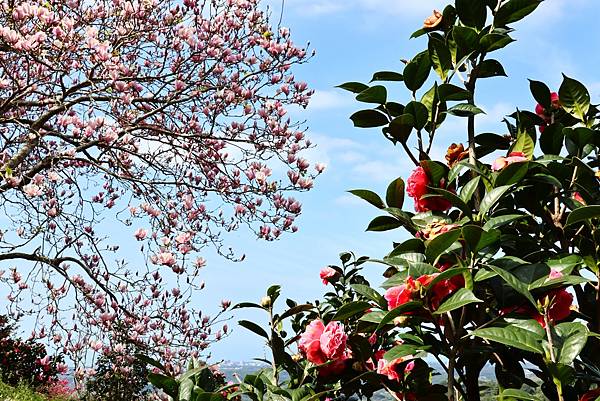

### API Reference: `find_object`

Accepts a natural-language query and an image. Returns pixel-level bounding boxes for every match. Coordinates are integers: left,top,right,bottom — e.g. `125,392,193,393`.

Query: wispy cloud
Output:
307,89,354,111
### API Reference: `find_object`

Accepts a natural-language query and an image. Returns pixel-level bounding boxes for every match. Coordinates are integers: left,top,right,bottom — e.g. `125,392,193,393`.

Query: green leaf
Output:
356,85,387,104
239,320,270,339
479,32,515,52
376,301,423,330
471,326,544,354
384,344,429,361
495,161,529,186
540,123,564,155
371,71,403,82
428,188,472,217
388,114,414,143
386,178,405,209
446,103,485,117
433,288,482,314
438,83,472,101
529,79,552,108
351,284,386,308
366,216,402,232
499,389,539,400
475,59,507,78
148,373,179,397
494,0,542,26
403,51,432,92
336,82,369,94
232,302,264,310
429,35,452,81
487,264,537,307
179,378,194,401
332,301,372,321
510,131,535,158
556,322,589,365
348,189,386,209
278,304,315,322
405,101,429,131
565,205,600,227
408,262,439,277
461,225,483,251
456,0,487,28
350,110,389,128
460,176,481,203
483,214,526,230
559,74,590,121
425,229,461,262
479,185,512,216
453,26,479,58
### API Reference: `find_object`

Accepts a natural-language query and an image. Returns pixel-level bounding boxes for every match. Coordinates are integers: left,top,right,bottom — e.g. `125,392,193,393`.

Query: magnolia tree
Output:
224,1,600,401
0,0,318,374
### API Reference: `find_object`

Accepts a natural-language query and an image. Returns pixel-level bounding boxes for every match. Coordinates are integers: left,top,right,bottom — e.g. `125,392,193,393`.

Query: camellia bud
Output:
260,296,272,308
423,9,443,30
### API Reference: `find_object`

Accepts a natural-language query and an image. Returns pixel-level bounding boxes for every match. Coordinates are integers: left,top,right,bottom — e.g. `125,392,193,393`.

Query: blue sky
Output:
200,0,600,362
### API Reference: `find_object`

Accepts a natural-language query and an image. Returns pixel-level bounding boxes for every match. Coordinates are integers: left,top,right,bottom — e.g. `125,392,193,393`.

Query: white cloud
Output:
307,89,353,111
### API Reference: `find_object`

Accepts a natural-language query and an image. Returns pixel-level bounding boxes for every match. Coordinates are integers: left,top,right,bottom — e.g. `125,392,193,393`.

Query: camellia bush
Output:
229,1,600,401
0,0,317,372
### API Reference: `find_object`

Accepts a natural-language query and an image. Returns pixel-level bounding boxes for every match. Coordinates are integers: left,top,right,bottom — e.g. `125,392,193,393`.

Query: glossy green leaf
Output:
351,284,386,308
565,205,600,227
405,101,429,131
480,32,515,52
425,229,462,262
388,114,414,143
438,83,472,101
456,0,487,28
510,131,535,158
471,326,544,354
371,71,403,82
239,320,269,339
540,123,564,155
476,59,507,78
460,176,481,203
376,301,423,330
384,344,428,361
350,110,389,128
495,161,529,186
386,178,405,209
332,301,372,321
446,103,485,117
483,214,527,230
487,265,537,307
479,185,512,216
453,26,479,58
403,51,432,92
427,188,472,217
336,82,369,94
556,322,589,365
559,74,590,121
348,189,386,209
529,79,552,109
429,35,452,81
148,373,178,397
356,85,387,104
366,216,402,232
494,0,542,26
434,288,482,315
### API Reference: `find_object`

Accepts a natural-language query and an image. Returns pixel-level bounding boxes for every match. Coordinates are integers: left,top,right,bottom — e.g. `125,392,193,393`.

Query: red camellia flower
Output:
535,92,560,133
298,319,348,365
501,287,573,327
319,266,340,285
406,166,451,212
580,388,600,401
